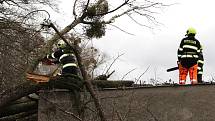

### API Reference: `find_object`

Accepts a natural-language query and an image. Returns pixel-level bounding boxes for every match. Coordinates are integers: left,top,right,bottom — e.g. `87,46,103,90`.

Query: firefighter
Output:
197,45,204,83
46,40,83,115
177,27,202,85
46,40,79,76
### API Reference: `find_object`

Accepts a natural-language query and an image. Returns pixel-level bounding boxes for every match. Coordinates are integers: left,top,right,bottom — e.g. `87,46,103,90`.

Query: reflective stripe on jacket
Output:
177,36,201,67
47,48,78,74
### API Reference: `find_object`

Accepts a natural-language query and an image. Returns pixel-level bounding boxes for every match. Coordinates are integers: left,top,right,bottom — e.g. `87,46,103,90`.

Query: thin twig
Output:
105,53,124,75
121,68,136,81
126,14,153,29
39,95,82,121
109,24,135,35
135,65,150,84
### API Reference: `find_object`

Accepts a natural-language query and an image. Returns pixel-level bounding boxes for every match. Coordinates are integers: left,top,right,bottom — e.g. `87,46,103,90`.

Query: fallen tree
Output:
0,0,168,120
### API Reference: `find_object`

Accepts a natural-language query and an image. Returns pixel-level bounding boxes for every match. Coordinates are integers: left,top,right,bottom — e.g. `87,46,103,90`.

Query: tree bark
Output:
0,81,41,110
0,110,37,121
73,41,107,121
0,101,37,117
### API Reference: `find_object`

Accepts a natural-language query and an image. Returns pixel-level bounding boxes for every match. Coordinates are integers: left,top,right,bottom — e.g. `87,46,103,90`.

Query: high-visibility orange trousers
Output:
179,63,198,85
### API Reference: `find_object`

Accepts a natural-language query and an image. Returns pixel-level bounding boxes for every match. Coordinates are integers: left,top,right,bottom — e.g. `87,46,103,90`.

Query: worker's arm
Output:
44,49,63,64
177,39,184,62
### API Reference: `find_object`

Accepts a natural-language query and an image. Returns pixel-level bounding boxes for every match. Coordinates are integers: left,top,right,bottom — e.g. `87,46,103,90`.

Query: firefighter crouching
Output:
45,40,83,91
177,27,202,85
47,40,78,75
45,40,83,115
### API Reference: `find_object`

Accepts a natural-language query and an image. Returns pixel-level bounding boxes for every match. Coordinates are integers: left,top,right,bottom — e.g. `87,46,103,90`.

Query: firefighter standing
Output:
177,27,202,85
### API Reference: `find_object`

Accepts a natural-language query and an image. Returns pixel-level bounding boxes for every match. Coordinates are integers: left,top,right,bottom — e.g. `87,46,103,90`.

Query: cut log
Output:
26,73,50,83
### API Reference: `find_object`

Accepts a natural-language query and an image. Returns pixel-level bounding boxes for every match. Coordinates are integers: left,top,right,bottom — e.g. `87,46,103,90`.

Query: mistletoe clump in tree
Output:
84,0,108,38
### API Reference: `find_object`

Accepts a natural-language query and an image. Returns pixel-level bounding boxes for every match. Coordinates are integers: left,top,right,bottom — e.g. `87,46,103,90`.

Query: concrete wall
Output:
38,90,79,121
38,84,215,121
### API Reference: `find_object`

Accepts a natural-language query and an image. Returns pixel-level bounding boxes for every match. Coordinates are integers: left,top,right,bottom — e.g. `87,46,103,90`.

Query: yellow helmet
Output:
57,40,66,48
186,27,196,35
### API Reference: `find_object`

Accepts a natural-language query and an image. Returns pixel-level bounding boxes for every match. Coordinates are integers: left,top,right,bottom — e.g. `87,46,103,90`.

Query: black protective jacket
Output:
47,46,78,75
177,35,201,68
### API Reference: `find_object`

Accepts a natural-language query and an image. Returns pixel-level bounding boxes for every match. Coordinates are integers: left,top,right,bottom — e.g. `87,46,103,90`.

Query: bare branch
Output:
83,0,90,13
126,14,153,29
109,24,135,35
115,108,124,121
105,53,124,75
104,6,139,24
39,96,82,121
21,9,50,25
121,68,136,81
73,0,78,18
145,96,159,121
135,65,150,84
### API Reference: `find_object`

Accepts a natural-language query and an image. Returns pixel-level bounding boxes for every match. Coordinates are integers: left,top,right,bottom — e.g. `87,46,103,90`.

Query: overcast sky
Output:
53,0,215,84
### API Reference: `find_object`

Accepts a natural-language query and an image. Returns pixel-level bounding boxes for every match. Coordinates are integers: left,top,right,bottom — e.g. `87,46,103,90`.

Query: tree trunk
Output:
0,81,41,110
0,110,37,121
0,101,38,117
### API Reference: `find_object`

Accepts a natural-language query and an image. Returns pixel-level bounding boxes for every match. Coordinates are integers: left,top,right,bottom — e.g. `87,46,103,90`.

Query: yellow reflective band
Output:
179,80,185,83
186,52,196,54
179,48,183,51
198,60,204,64
198,71,203,74
193,55,198,58
181,55,198,58
197,67,201,70
51,53,55,58
59,53,74,62
197,50,201,53
183,45,198,50
63,63,77,68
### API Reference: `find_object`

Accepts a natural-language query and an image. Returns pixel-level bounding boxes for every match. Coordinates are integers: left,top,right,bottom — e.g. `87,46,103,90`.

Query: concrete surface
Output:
38,84,215,121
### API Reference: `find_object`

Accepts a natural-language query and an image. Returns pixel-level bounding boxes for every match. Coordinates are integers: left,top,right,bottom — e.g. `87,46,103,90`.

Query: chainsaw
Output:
166,66,179,72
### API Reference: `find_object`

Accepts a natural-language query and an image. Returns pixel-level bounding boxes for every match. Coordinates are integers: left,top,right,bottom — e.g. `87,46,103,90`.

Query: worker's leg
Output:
179,63,188,85
189,64,198,84
197,65,203,83
197,74,202,83
71,89,81,115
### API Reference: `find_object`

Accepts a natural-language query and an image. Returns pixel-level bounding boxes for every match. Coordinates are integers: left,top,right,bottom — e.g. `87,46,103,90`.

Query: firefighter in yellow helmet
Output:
45,40,83,114
46,40,79,75
177,27,202,85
